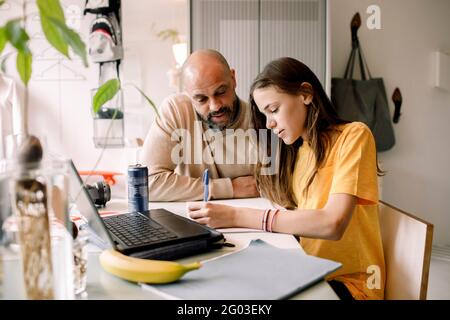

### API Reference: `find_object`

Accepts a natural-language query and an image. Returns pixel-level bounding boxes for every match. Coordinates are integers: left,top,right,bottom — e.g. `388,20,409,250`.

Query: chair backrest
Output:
378,201,433,300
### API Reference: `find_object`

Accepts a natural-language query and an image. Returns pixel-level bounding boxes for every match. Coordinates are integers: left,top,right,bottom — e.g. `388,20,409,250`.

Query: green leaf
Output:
0,27,6,54
0,0,5,7
36,0,65,20
129,84,160,118
17,50,32,85
40,16,69,57
61,25,88,67
93,79,121,114
5,19,30,53
37,0,69,58
48,17,88,67
0,52,13,73
0,56,6,73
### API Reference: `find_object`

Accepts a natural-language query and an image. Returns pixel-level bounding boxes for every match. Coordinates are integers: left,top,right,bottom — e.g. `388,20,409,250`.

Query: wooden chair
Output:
378,201,434,300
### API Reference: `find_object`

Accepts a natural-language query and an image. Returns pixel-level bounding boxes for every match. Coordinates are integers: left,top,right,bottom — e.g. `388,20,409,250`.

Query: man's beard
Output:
197,97,240,130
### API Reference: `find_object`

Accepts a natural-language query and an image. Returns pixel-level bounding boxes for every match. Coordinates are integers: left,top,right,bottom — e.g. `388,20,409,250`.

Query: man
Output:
140,49,260,201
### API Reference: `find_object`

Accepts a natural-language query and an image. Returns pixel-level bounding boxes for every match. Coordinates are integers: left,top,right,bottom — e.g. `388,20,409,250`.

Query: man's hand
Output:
231,176,260,198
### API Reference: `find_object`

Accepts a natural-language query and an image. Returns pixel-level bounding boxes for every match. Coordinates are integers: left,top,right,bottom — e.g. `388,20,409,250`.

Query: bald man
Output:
140,50,259,201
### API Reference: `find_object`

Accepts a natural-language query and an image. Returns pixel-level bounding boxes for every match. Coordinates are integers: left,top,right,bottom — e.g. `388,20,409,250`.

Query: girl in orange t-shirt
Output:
187,57,386,300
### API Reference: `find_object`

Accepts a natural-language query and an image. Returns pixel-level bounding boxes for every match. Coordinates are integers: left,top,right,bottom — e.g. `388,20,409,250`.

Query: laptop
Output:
67,161,225,260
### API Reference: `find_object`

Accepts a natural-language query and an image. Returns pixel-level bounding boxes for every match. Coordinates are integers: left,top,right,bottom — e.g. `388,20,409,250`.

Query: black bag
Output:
331,26,395,152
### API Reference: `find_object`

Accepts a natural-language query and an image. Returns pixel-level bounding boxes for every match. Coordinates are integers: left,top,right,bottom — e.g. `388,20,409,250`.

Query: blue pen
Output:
203,169,209,202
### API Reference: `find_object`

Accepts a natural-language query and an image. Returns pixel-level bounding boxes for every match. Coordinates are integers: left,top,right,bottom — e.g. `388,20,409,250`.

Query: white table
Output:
83,198,339,300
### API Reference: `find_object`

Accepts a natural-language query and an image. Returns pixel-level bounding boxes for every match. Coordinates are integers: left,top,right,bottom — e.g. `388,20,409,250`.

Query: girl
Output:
188,57,385,300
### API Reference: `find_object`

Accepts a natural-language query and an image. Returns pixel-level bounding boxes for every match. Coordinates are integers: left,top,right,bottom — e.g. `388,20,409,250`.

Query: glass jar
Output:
91,88,125,148
1,159,74,300
73,229,89,296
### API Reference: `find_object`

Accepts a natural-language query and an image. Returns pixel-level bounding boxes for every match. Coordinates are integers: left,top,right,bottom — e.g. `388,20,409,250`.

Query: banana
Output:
99,249,201,284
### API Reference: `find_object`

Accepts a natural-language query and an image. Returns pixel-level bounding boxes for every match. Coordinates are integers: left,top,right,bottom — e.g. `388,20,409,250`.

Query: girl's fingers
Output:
192,217,210,225
188,209,205,219
186,202,205,211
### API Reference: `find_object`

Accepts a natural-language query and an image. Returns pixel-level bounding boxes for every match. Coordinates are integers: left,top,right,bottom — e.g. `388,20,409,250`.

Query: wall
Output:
190,0,328,100
0,0,188,175
3,0,449,244
330,0,450,245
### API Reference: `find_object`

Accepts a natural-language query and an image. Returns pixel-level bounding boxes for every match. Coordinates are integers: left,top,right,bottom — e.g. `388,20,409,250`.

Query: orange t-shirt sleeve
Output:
330,123,378,205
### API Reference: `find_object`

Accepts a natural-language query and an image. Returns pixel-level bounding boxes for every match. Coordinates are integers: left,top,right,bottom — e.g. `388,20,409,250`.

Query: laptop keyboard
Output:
103,212,178,247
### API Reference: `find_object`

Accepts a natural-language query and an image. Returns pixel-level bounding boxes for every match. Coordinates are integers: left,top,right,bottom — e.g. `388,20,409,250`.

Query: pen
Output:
203,169,209,202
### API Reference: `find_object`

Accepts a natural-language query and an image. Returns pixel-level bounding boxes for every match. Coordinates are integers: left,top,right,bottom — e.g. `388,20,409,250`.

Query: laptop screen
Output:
67,160,114,249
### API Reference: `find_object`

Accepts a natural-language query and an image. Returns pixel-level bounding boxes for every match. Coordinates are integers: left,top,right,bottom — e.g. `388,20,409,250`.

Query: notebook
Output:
142,239,342,299
67,160,225,260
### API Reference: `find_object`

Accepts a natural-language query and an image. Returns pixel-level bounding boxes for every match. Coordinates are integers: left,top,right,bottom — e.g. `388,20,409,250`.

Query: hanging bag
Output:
85,0,123,63
331,13,395,152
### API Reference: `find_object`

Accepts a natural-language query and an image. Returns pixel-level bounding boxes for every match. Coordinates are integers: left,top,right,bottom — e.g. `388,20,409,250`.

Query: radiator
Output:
432,245,450,262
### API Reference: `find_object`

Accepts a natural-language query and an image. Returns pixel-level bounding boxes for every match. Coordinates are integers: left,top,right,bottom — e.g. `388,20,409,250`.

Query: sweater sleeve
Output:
140,95,234,201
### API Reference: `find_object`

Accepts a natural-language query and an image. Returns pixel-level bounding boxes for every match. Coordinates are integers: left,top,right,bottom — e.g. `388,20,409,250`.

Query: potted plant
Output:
0,0,158,144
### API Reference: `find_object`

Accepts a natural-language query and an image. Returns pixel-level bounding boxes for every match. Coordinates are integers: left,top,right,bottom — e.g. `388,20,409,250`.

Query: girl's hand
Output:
186,202,237,228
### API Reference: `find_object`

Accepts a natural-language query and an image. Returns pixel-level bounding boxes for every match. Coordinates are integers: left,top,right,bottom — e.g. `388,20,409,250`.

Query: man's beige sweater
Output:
140,93,256,201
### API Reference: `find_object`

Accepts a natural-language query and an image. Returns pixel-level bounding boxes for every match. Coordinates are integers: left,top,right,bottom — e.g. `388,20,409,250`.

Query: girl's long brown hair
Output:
250,57,349,209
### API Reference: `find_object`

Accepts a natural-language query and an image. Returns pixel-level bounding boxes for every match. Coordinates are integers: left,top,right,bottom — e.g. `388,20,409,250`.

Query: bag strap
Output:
344,37,373,80
343,12,373,80
344,46,356,79
344,13,361,79
356,40,367,80
99,60,121,84
358,44,372,79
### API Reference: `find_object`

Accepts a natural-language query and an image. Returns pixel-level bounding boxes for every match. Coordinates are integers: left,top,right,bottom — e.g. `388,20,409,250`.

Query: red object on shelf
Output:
78,171,123,185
